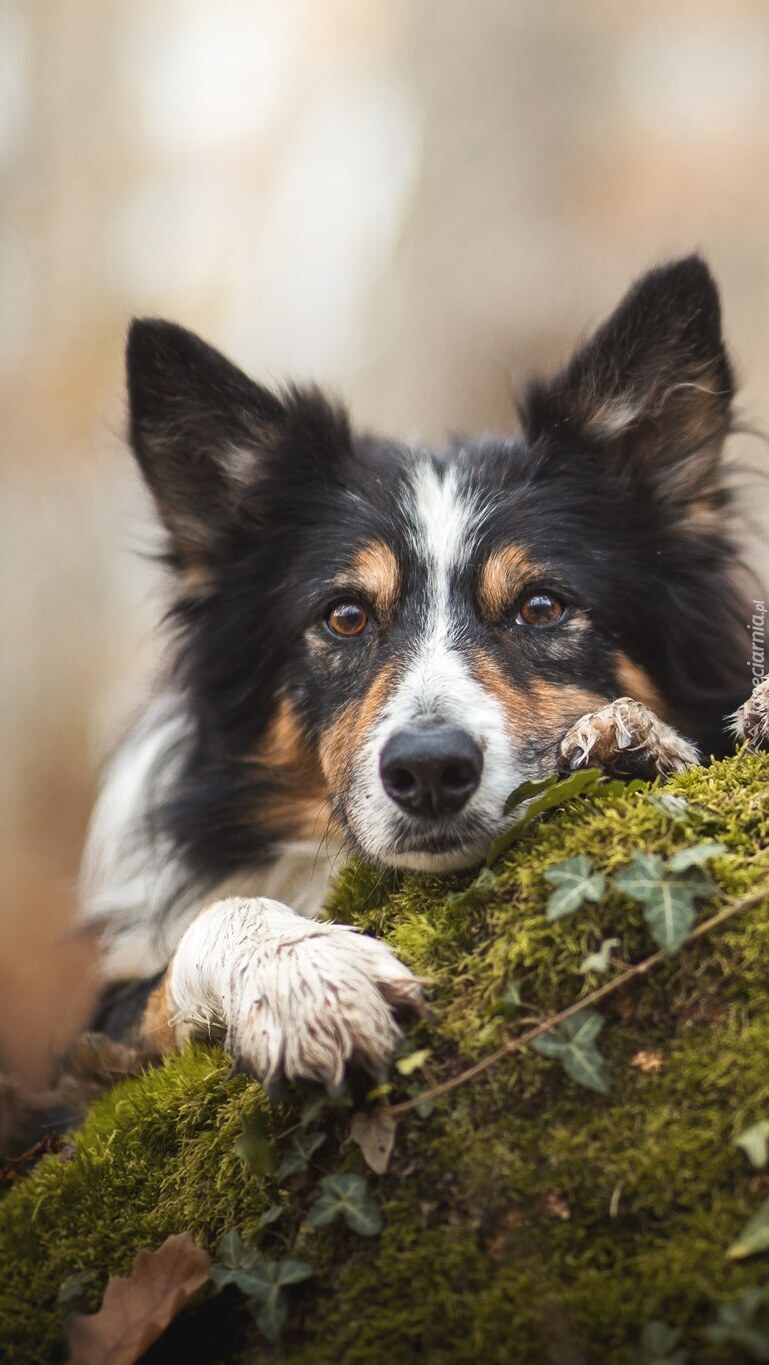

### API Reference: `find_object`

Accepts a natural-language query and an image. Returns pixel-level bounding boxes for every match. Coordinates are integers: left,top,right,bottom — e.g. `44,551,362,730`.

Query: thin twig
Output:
382,879,769,1121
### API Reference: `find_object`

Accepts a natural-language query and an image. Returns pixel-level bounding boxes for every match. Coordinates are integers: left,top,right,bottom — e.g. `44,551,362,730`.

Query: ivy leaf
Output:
300,1093,329,1127
276,1129,326,1180
637,1317,689,1363
257,1204,285,1230
239,1260,314,1298
596,777,649,800
704,1287,769,1360
614,853,712,953
667,841,727,873
234,1111,276,1177
487,979,524,1018
486,769,604,865
727,1195,769,1260
210,1229,259,1290
736,1120,769,1170
531,1009,611,1094
504,772,560,813
648,794,719,827
299,1088,352,1127
308,1173,383,1237
445,866,497,908
413,1094,435,1119
580,938,621,974
239,1261,313,1345
57,1268,99,1309
217,1228,258,1269
395,1048,431,1077
350,1110,397,1174
543,855,606,920
252,1292,288,1345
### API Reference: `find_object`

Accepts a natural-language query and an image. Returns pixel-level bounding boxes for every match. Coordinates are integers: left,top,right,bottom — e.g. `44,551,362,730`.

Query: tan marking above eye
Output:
477,545,539,620
334,540,400,625
326,602,369,637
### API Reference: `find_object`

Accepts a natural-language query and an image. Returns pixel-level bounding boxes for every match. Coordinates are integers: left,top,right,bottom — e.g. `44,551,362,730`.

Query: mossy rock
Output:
2,752,769,1363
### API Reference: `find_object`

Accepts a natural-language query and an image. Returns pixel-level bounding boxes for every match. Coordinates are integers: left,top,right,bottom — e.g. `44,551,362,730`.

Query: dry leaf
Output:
65,1034,150,1083
0,1074,63,1148
67,1232,211,1365
630,1050,664,1074
350,1110,397,1174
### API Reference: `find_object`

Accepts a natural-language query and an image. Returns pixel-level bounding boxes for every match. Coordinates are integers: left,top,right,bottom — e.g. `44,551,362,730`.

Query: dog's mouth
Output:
381,835,491,873
340,804,505,874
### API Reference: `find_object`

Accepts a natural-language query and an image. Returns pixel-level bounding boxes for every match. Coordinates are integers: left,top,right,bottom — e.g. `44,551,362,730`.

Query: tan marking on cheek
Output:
338,540,400,624
527,681,609,745
249,697,332,839
259,698,307,769
477,546,539,620
319,662,397,792
469,650,532,735
470,650,607,761
614,653,673,722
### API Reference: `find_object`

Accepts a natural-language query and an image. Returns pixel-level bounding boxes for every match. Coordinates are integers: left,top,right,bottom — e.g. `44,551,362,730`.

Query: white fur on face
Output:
344,460,527,870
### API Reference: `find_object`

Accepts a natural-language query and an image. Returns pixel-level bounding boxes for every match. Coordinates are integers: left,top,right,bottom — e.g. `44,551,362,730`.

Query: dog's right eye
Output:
515,591,567,626
325,601,369,637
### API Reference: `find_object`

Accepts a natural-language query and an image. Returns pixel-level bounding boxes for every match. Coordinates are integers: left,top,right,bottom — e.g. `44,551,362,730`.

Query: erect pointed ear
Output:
126,320,350,564
519,256,735,520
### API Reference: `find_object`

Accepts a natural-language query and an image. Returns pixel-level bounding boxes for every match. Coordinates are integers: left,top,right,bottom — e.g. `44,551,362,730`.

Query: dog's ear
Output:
126,320,350,564
520,256,734,520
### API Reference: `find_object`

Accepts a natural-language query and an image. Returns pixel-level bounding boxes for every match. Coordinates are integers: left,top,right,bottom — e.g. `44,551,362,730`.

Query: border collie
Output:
80,256,768,1092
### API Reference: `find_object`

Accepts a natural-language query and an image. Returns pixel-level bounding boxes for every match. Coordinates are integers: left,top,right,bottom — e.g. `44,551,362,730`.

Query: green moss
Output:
2,751,769,1362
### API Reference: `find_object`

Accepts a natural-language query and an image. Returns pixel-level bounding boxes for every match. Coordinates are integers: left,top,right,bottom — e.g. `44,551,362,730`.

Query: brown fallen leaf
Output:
67,1232,211,1365
629,1050,664,1074
350,1110,397,1174
64,1033,151,1083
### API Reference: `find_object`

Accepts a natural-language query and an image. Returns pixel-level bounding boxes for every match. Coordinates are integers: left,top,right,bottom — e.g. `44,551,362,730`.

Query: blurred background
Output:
2,0,769,1084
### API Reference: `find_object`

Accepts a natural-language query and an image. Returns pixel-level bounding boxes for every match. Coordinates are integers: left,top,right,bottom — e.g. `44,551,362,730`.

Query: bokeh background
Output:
3,0,769,1084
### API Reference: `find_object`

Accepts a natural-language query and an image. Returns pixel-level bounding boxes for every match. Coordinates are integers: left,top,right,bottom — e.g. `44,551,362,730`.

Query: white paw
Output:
732,679,769,752
166,898,422,1091
558,698,699,780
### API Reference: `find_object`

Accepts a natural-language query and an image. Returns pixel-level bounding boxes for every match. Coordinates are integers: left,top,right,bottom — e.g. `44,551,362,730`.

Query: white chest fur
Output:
80,693,345,980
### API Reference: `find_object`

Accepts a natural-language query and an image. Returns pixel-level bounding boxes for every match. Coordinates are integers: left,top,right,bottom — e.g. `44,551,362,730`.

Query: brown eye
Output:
516,592,567,627
325,601,369,637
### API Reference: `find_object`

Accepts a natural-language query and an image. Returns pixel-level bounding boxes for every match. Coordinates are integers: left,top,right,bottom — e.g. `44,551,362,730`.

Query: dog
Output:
80,255,769,1093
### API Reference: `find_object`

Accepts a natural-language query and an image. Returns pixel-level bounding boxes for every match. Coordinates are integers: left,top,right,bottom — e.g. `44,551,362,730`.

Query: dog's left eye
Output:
515,591,567,626
325,601,369,637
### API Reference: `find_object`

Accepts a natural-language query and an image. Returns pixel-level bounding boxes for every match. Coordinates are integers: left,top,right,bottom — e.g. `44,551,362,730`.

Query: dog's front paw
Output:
732,679,769,752
165,898,422,1092
558,698,699,780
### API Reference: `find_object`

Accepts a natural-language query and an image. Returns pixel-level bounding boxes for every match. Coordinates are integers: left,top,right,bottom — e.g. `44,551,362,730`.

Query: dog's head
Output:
127,256,748,872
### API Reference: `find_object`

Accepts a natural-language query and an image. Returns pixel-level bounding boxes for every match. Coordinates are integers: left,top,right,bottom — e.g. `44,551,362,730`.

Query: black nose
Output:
379,726,483,818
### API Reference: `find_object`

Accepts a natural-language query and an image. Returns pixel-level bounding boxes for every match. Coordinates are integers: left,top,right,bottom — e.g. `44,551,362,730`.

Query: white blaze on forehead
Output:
387,459,480,721
406,459,478,636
